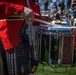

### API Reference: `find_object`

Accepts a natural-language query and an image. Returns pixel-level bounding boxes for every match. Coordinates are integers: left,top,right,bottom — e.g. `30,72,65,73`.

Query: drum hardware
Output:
48,59,52,64
39,33,42,60
44,37,49,61
37,32,59,64
34,25,76,74
58,59,61,65
48,35,51,62
71,34,75,64
37,25,76,66
37,29,75,36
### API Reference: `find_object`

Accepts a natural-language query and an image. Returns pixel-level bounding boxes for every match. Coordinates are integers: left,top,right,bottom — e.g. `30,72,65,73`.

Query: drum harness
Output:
25,0,40,74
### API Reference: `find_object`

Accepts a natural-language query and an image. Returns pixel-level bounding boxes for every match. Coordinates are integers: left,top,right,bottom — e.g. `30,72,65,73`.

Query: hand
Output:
23,7,34,23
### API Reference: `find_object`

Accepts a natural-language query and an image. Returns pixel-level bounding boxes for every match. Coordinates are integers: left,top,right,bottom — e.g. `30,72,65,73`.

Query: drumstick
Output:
35,18,61,27
35,19,52,25
0,16,60,26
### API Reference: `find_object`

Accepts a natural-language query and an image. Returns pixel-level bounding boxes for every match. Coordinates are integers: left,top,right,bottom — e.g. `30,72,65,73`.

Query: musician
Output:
0,0,40,75
55,10,61,20
57,0,65,14
64,14,72,26
67,0,71,8
50,0,57,13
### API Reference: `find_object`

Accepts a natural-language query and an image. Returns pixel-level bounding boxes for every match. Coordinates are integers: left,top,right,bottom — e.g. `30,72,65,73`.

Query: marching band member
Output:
0,0,36,75
0,0,52,75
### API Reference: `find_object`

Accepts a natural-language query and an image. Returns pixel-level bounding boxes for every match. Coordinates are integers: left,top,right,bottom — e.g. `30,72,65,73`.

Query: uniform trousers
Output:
6,42,30,75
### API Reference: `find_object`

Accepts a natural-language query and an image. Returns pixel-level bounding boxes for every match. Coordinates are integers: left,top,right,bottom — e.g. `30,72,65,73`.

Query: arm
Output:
0,2,23,19
0,1,34,21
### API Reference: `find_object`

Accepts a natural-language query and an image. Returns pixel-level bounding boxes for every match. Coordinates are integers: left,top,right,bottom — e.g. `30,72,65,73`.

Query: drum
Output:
36,25,76,64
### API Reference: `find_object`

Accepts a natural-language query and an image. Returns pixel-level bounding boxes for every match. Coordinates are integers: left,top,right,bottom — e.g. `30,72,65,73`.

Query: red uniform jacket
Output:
0,0,40,50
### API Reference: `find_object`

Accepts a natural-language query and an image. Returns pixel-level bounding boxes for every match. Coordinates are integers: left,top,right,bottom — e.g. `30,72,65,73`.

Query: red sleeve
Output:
9,3,24,14
0,1,25,19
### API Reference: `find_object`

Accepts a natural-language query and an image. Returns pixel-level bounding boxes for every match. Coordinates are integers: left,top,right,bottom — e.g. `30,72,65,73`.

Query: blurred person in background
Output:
57,0,65,14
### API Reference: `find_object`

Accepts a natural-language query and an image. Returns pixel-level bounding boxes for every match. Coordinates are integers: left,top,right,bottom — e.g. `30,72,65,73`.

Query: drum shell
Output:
37,25,75,64
61,36,73,64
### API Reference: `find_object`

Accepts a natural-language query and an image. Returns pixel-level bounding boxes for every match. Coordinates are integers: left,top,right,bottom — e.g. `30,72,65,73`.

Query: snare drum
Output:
37,25,76,64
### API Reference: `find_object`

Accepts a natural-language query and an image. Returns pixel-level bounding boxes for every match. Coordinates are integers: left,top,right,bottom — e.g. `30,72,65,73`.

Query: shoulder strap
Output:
25,0,30,8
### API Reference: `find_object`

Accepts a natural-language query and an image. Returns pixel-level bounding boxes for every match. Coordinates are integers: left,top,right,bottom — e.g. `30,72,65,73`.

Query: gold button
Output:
28,18,32,21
